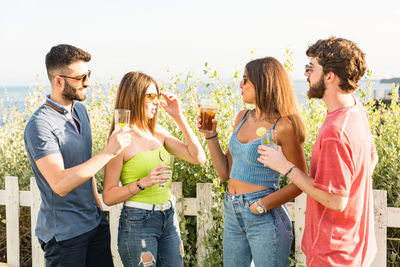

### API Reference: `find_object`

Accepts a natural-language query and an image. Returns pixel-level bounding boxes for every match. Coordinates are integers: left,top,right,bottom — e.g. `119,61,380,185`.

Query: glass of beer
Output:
199,98,217,132
114,109,131,131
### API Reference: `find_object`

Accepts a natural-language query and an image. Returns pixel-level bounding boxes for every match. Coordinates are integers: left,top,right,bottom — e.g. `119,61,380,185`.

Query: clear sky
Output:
1,0,399,86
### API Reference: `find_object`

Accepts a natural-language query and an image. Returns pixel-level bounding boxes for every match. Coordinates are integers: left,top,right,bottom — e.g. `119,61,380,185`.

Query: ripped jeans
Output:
117,204,183,267
223,188,293,267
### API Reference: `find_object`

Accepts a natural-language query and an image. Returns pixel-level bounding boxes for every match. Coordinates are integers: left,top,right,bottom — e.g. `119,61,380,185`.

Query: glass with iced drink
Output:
256,127,278,150
199,99,217,132
158,149,173,189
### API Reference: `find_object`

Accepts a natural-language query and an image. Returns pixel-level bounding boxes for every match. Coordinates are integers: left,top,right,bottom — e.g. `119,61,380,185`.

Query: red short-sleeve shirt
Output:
302,98,377,267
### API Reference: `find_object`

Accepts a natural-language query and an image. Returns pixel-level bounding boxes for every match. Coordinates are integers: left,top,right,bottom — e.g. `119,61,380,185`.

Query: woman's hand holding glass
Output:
139,165,172,188
197,104,218,138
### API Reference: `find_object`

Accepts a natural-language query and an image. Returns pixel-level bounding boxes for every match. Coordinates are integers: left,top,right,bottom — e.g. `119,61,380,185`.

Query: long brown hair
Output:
109,72,159,136
246,57,306,143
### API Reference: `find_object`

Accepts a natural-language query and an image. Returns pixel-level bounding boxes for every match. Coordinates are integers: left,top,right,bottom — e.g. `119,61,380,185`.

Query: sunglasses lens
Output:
81,71,91,83
146,93,159,101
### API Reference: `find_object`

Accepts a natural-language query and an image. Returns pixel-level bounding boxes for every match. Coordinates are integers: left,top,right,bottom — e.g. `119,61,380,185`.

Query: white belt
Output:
124,200,172,211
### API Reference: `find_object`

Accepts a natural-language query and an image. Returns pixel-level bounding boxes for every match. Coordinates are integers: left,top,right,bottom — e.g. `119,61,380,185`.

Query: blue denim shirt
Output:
24,96,101,242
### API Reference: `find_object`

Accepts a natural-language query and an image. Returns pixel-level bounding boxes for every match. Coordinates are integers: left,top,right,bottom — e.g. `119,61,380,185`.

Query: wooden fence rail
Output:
1,176,400,266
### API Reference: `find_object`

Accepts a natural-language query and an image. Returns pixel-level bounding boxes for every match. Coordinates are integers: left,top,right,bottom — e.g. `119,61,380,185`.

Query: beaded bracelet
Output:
205,133,218,140
283,165,296,178
136,179,145,190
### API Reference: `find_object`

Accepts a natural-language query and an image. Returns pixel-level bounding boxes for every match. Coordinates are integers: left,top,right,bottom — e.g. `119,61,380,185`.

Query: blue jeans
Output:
38,211,113,267
223,188,293,267
118,204,183,267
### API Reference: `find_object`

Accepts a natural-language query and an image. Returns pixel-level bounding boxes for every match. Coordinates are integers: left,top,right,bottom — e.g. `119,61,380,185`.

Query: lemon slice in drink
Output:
255,127,267,137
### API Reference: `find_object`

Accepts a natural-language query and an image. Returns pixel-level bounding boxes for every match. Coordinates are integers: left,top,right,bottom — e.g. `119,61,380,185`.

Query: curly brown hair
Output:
45,44,91,79
306,37,366,92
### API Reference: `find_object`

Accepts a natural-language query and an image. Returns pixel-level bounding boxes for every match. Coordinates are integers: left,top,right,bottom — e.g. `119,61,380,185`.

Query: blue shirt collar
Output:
45,95,75,114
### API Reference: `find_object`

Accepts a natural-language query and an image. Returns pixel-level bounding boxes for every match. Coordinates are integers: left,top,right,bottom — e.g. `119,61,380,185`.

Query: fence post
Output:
196,183,212,267
109,203,123,267
5,176,20,267
294,193,306,266
171,182,183,223
372,190,387,267
30,177,45,267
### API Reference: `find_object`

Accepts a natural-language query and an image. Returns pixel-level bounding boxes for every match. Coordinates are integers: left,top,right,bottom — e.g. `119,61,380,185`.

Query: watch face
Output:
256,206,264,213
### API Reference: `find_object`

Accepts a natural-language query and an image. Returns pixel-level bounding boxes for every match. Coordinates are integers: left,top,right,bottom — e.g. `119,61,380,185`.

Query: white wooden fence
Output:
1,176,400,267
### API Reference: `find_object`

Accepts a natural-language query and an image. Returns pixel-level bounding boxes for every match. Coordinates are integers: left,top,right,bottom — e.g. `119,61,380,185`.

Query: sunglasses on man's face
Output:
145,93,161,101
304,64,322,73
58,70,91,85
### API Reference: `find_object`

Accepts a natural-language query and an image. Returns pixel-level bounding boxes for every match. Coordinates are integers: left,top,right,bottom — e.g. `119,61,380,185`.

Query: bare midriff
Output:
227,178,270,195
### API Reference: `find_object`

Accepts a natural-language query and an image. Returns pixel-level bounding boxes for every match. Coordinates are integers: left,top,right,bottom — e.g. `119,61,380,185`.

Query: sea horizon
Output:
1,79,398,113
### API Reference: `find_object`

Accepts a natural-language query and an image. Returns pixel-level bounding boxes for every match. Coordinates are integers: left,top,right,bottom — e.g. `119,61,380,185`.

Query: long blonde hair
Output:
246,57,306,143
109,72,159,136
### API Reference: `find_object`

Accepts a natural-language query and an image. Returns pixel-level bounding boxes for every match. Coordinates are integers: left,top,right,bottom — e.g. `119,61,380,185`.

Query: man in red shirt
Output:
257,37,378,266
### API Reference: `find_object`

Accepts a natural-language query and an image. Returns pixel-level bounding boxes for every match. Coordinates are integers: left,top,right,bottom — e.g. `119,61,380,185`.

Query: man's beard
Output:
62,80,87,101
307,75,326,99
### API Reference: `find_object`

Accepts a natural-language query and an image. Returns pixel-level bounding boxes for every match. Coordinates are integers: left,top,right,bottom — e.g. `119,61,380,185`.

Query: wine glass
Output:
114,109,130,131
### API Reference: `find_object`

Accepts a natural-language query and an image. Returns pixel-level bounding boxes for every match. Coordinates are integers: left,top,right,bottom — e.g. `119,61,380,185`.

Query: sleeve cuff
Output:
313,182,349,197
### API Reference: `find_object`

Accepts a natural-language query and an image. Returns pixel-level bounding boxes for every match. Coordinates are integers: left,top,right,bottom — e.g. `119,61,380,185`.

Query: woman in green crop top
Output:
102,72,206,267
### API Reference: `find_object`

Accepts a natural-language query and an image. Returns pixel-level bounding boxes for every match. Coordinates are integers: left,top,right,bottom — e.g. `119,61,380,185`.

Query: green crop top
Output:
120,146,173,205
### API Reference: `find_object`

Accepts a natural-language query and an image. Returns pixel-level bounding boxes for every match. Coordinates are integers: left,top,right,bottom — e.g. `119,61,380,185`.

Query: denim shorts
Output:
117,202,183,267
223,187,293,267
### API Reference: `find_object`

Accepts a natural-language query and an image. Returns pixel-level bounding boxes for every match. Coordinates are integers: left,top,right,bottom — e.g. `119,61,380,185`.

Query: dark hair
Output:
306,37,366,92
245,57,306,143
109,72,159,136
45,44,91,79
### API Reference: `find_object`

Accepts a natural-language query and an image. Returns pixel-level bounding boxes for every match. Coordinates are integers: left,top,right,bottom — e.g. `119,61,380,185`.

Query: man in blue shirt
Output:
24,44,131,267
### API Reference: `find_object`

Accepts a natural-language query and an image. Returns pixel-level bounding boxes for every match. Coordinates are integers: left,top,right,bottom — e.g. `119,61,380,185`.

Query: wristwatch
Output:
254,199,266,214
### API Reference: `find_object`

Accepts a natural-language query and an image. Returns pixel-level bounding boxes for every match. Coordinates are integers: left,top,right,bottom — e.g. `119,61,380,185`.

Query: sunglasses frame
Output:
58,70,91,85
305,64,322,73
